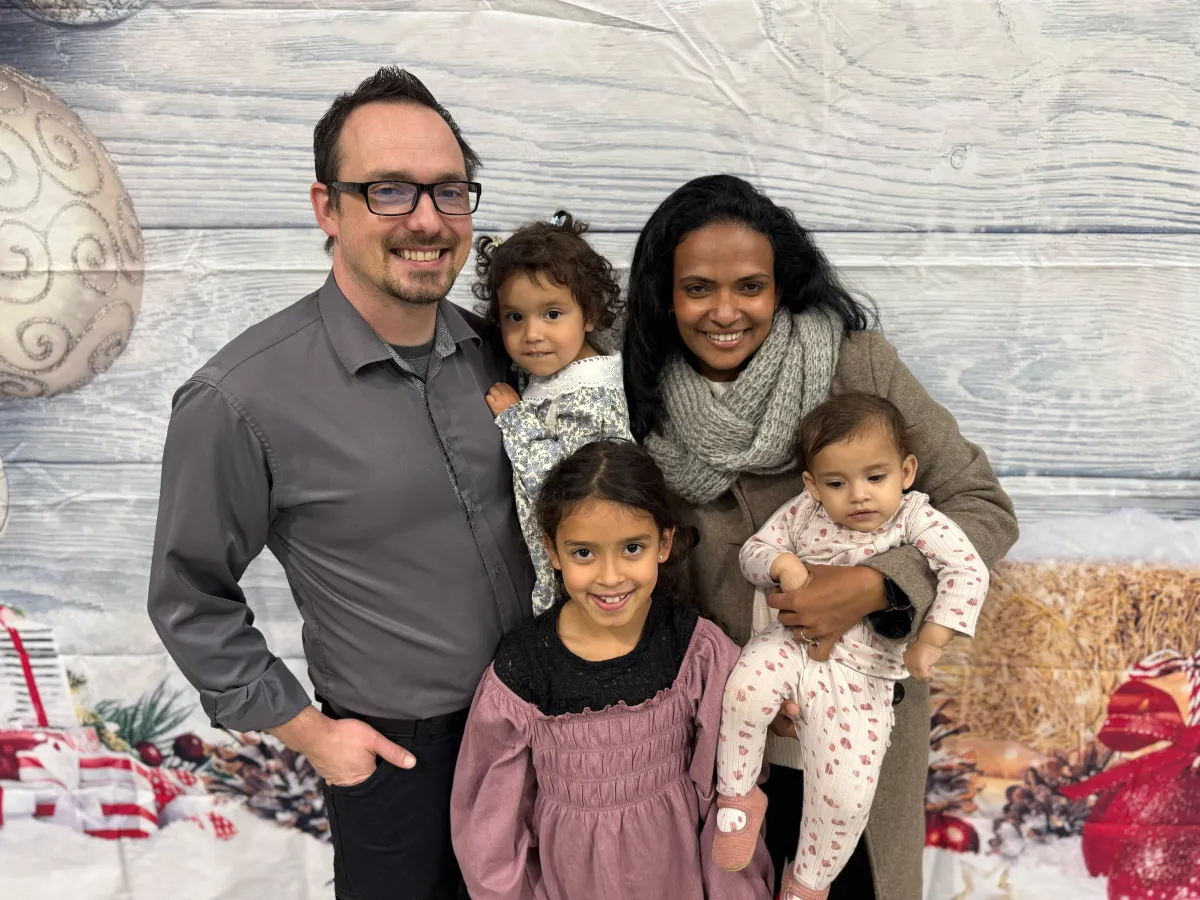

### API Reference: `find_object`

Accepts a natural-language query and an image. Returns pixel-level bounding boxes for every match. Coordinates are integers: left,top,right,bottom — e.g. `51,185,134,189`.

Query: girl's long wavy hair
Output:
535,440,698,608
622,174,876,440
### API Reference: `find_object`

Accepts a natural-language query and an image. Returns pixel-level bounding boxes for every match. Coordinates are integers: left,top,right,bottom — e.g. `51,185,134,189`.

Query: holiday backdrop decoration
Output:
0,611,236,840
0,3,1197,894
937,562,1198,753
925,691,983,855
2,729,236,840
13,0,148,27
0,606,78,732
1059,649,1200,900
0,65,143,399
923,556,1200,900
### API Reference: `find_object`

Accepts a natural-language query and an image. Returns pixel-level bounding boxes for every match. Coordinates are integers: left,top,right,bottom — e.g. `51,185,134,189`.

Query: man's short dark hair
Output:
313,67,482,251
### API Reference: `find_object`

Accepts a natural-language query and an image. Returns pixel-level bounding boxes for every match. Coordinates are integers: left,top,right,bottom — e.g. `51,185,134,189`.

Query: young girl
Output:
474,211,632,615
711,393,990,900
450,440,773,900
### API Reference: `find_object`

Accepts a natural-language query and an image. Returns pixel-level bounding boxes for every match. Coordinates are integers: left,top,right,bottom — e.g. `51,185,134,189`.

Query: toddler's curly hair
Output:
472,210,623,331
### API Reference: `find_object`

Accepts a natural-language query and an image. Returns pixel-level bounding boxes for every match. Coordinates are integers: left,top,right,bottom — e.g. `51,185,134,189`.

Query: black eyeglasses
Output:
327,180,481,216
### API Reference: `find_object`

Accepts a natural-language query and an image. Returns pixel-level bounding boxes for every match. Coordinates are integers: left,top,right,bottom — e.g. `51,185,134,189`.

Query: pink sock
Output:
779,864,830,900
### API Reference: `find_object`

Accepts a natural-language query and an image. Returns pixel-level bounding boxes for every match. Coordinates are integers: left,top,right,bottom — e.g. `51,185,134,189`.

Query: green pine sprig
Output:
92,678,193,747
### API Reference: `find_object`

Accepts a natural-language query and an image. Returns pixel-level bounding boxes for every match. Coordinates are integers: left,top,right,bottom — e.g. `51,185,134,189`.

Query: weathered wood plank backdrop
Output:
1,0,1197,661
4,3,1199,231
0,4,1197,890
0,1,1196,897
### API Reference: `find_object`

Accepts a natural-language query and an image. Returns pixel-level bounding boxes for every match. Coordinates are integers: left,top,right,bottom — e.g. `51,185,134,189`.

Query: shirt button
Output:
494,565,502,574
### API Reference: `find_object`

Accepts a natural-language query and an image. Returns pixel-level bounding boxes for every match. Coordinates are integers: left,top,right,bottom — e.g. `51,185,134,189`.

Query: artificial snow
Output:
0,803,334,900
924,815,1107,900
1009,508,1200,565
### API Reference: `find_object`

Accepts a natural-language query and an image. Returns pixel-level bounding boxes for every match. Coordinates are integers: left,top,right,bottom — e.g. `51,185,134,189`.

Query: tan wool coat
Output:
681,329,1019,900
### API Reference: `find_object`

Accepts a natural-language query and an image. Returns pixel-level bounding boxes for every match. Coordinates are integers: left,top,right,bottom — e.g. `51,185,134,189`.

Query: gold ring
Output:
798,628,817,645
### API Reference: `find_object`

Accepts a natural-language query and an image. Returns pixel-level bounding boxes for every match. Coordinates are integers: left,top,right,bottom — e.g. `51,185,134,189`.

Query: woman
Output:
622,174,1018,900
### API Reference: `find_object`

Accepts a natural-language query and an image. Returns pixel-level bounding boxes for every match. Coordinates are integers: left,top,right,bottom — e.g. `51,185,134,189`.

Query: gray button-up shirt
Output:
148,274,534,732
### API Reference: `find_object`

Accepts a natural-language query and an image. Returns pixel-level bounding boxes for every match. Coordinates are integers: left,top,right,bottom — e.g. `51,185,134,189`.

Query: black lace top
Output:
492,600,699,717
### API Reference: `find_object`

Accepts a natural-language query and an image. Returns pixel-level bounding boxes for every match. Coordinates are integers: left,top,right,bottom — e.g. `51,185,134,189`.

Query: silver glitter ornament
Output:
0,66,144,399
14,0,149,27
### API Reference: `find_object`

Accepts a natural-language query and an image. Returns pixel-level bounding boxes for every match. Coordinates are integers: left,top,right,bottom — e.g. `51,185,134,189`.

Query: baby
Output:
712,391,990,900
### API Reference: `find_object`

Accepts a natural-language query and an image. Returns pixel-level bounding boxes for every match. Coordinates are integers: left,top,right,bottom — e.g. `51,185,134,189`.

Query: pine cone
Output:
989,742,1113,854
204,734,330,842
925,693,980,816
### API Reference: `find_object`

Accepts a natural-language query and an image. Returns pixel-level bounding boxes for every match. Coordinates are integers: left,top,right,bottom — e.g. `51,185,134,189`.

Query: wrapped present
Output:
5,733,236,841
0,727,101,781
0,783,38,825
0,781,60,826
0,732,43,781
77,753,161,838
1059,649,1200,900
0,605,79,731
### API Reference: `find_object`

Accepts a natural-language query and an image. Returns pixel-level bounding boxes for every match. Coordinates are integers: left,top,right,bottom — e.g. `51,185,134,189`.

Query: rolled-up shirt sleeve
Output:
148,379,310,732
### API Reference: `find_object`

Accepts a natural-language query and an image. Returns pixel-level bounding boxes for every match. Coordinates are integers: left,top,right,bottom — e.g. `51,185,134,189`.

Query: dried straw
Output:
934,561,1200,753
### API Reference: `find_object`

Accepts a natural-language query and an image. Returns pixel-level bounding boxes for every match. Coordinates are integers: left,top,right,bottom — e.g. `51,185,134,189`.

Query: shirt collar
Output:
318,272,480,375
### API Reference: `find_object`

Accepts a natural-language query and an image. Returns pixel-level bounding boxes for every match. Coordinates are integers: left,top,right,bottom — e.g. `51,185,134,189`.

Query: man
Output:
148,67,533,900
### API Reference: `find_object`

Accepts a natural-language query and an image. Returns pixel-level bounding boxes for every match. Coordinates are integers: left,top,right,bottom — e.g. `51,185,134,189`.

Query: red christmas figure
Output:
1060,648,1200,900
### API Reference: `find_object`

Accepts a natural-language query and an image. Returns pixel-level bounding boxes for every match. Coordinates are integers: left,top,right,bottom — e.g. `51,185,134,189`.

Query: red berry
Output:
172,733,208,763
136,741,163,767
925,812,979,853
925,812,947,848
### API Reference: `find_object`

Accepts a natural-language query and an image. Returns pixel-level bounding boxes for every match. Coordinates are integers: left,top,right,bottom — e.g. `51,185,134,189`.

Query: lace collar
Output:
522,352,624,404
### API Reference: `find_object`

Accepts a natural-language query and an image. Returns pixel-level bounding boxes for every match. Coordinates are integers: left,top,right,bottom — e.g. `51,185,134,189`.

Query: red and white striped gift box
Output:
0,606,79,732
76,753,161,839
0,782,42,825
15,743,158,837
4,726,237,841
9,743,236,840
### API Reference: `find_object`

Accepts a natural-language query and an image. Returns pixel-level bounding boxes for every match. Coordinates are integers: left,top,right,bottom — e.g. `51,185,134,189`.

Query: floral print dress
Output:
495,353,632,614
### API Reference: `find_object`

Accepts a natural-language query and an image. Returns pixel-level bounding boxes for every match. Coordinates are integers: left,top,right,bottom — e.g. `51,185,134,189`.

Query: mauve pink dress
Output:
450,615,773,900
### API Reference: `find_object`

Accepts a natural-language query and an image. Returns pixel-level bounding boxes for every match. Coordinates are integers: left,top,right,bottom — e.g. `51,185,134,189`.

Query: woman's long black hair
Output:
622,174,876,440
536,439,698,608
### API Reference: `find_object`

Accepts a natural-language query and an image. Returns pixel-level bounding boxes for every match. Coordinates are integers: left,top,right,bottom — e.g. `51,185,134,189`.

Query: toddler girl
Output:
474,211,632,615
451,439,773,900
712,392,990,899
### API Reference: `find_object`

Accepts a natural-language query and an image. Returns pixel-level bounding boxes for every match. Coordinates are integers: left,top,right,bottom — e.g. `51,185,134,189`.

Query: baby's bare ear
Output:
802,470,820,500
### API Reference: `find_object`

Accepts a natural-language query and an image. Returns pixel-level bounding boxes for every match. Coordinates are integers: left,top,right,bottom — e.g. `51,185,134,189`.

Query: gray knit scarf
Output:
645,308,841,504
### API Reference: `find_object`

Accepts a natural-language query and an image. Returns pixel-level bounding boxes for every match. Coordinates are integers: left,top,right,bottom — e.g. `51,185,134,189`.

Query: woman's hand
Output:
769,700,801,740
766,564,889,660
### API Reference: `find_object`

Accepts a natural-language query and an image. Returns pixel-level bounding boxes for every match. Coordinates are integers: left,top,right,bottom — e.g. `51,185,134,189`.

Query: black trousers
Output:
762,765,878,900
320,705,470,900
